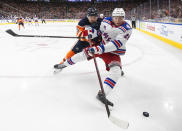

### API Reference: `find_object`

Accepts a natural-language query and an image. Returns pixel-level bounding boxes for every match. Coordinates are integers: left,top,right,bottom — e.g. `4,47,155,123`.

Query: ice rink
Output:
0,22,182,131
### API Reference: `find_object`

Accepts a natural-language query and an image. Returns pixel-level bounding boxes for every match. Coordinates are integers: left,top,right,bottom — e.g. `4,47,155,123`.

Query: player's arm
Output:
90,30,132,54
76,25,85,38
76,18,87,40
76,18,93,41
88,30,102,46
104,30,132,52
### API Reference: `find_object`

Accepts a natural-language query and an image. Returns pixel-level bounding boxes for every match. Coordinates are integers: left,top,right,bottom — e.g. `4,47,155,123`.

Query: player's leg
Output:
59,40,90,64
54,49,88,70
18,23,20,30
96,53,122,106
22,23,25,28
103,66,121,95
132,21,135,28
54,46,94,71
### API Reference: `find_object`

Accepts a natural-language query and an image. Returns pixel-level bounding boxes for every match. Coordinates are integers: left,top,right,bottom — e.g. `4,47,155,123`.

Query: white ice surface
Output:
0,22,182,131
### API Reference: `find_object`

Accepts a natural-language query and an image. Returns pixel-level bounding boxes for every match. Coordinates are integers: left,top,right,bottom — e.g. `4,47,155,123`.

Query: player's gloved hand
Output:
81,27,99,42
88,36,102,46
88,45,105,56
88,47,96,54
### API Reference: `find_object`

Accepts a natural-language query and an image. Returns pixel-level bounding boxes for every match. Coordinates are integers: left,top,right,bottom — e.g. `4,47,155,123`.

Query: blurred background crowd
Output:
0,0,182,23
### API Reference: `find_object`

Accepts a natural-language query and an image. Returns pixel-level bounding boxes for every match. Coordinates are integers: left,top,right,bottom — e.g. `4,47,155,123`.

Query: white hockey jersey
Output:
99,17,132,55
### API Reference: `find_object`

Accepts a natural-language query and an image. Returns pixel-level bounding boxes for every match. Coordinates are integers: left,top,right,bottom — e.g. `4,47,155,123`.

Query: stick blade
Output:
6,29,18,36
109,115,129,129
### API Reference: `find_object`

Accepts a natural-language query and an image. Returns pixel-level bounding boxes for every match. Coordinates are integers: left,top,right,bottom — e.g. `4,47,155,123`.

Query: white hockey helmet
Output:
112,8,125,18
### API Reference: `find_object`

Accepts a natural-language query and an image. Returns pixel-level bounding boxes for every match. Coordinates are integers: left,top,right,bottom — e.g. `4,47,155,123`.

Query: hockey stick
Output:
93,55,129,129
6,29,84,39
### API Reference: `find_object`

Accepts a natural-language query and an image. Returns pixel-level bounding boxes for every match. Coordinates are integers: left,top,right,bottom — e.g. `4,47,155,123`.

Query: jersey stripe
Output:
120,26,127,32
67,58,75,65
104,77,116,89
106,77,116,84
112,40,123,49
103,19,111,24
103,21,111,25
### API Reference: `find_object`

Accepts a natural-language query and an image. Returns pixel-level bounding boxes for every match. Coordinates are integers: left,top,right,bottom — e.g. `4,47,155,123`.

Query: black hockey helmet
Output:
87,7,98,16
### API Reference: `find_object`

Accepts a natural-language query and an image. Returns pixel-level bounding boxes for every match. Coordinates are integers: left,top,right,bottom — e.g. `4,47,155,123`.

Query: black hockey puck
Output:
143,112,149,117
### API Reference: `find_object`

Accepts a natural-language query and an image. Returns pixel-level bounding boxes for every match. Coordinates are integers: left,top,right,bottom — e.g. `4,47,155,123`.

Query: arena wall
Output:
136,21,182,49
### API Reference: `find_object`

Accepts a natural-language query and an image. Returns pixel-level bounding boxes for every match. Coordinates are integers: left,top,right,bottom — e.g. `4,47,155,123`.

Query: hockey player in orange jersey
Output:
18,18,25,30
59,7,102,64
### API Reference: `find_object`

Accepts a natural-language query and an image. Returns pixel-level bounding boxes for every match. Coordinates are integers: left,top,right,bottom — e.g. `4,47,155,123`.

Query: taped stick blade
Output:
109,115,129,129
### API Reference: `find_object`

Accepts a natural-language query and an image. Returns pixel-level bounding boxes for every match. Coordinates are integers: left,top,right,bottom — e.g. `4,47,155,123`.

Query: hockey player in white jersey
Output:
54,8,132,106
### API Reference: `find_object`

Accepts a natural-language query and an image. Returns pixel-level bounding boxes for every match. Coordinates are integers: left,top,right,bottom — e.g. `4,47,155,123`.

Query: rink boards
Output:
136,21,182,49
